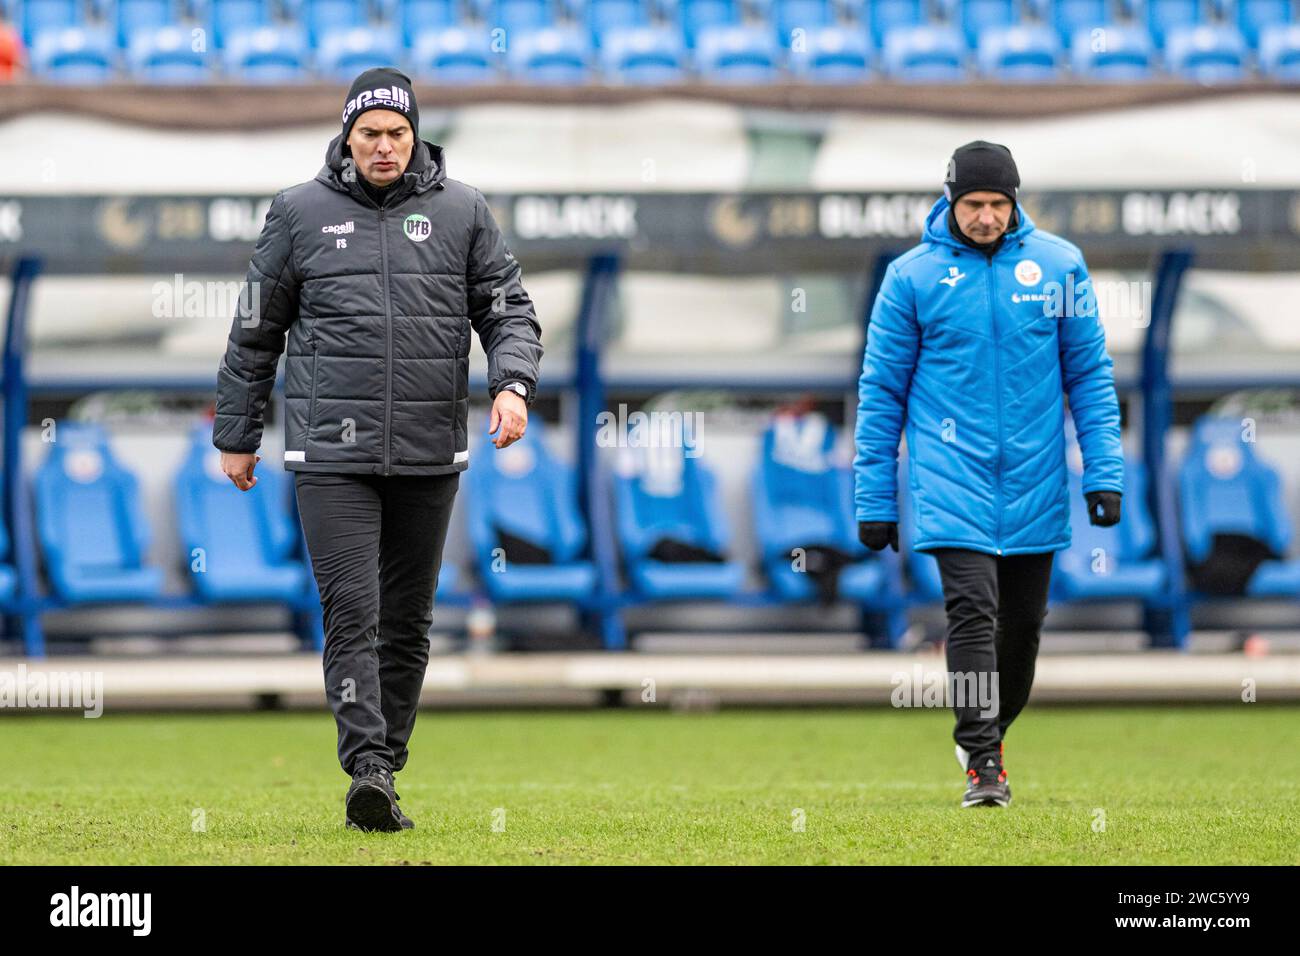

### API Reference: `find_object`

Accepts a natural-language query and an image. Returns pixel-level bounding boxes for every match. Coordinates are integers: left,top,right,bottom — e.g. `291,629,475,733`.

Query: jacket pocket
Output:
307,346,319,452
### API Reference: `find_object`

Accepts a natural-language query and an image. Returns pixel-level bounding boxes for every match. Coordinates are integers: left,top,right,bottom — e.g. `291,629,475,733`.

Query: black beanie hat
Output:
943,140,1020,204
341,67,418,144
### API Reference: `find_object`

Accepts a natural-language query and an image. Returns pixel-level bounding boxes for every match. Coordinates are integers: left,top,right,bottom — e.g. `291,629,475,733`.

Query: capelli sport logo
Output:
341,85,411,126
403,213,431,242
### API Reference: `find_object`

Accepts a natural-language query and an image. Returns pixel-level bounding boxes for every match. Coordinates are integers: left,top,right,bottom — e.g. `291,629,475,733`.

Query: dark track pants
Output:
294,471,460,777
931,548,1055,766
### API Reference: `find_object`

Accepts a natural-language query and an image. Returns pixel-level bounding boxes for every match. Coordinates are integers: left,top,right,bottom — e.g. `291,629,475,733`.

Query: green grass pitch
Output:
1,705,1296,865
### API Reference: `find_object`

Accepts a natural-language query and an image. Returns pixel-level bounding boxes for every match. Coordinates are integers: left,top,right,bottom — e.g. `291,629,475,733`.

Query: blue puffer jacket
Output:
853,196,1124,555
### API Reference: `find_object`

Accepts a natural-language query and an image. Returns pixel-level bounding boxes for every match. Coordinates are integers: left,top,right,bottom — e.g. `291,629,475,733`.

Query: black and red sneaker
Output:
961,751,1011,808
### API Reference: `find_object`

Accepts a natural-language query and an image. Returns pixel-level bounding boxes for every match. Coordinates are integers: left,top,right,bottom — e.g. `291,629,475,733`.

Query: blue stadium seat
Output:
465,420,598,603
1053,457,1167,602
20,0,82,47
34,423,165,604
492,0,555,33
1178,417,1300,597
175,426,307,603
1141,0,1204,46
223,25,309,81
410,27,498,83
788,24,872,81
614,445,744,600
977,23,1062,79
1043,0,1114,44
955,0,1020,46
29,26,116,80
115,0,177,48
205,0,270,49
1165,23,1248,81
317,26,402,81
1259,22,1300,79
752,414,888,604
842,0,924,46
1069,23,1156,79
127,24,212,81
398,0,457,48
582,0,650,46
695,24,781,82
676,0,740,47
301,0,365,45
1234,0,1293,48
0,515,18,606
599,25,688,82
507,26,592,83
881,24,967,80
772,0,834,48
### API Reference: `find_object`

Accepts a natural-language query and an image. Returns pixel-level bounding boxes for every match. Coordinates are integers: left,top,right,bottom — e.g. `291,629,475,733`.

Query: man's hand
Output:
858,521,899,552
1085,490,1122,527
488,390,527,449
221,452,260,491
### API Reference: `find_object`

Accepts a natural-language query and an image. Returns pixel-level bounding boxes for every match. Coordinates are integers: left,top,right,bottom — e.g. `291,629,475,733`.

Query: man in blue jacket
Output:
853,141,1124,808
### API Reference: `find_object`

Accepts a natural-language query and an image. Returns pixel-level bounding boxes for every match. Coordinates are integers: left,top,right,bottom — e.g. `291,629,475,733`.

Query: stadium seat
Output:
954,0,1021,47
507,26,593,83
613,442,745,601
301,0,365,45
204,0,270,49
1178,417,1300,598
847,0,925,46
1141,0,1204,46
174,426,308,603
223,25,309,81
0,516,18,606
29,26,116,81
581,0,650,46
397,0,457,47
881,24,967,81
695,24,781,82
1165,23,1248,82
127,24,212,82
1234,0,1294,48
977,23,1062,80
34,423,165,604
465,420,598,603
1069,23,1157,79
1260,21,1300,78
599,25,688,82
675,0,741,47
410,27,498,83
20,0,82,47
115,0,177,48
1042,0,1114,45
1053,456,1168,602
787,24,872,82
317,26,402,81
752,414,889,604
772,0,835,48
491,0,555,34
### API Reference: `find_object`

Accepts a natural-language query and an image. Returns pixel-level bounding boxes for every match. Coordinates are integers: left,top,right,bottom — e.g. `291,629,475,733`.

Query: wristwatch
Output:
500,381,528,400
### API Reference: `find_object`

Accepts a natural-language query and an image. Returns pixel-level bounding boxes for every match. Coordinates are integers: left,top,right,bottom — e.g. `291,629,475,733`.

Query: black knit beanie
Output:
943,140,1020,204
341,67,419,144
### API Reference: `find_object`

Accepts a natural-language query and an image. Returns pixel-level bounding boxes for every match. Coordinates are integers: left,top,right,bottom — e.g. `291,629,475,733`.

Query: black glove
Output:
858,521,898,552
1085,491,1122,527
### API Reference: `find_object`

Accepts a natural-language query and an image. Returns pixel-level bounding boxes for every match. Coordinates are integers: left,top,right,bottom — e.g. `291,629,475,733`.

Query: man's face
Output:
952,190,1014,244
346,110,414,186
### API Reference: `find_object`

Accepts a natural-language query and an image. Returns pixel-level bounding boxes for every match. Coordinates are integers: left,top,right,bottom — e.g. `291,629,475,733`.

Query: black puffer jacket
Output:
213,133,543,475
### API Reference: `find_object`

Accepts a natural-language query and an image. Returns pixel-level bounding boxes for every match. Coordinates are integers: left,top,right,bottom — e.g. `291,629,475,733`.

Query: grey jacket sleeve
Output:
467,190,543,406
212,191,301,454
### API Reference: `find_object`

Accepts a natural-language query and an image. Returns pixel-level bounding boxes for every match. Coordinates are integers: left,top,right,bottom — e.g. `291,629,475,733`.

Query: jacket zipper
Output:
986,253,1003,555
379,205,393,476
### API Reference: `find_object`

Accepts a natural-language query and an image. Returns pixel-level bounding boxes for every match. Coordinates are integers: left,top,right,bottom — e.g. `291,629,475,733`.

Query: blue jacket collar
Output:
923,195,1035,254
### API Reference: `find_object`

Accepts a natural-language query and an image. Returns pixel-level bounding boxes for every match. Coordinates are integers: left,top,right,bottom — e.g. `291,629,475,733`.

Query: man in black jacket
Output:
212,68,543,832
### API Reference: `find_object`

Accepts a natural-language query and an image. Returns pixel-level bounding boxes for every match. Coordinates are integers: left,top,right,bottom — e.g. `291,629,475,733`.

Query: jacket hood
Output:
922,195,1034,252
316,132,447,202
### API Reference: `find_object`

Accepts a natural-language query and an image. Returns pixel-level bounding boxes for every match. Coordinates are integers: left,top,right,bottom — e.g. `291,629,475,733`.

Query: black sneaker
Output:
961,752,1011,808
345,765,404,832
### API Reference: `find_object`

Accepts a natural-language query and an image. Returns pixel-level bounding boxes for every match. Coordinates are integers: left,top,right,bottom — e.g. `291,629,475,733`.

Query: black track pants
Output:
931,548,1055,767
294,471,460,776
